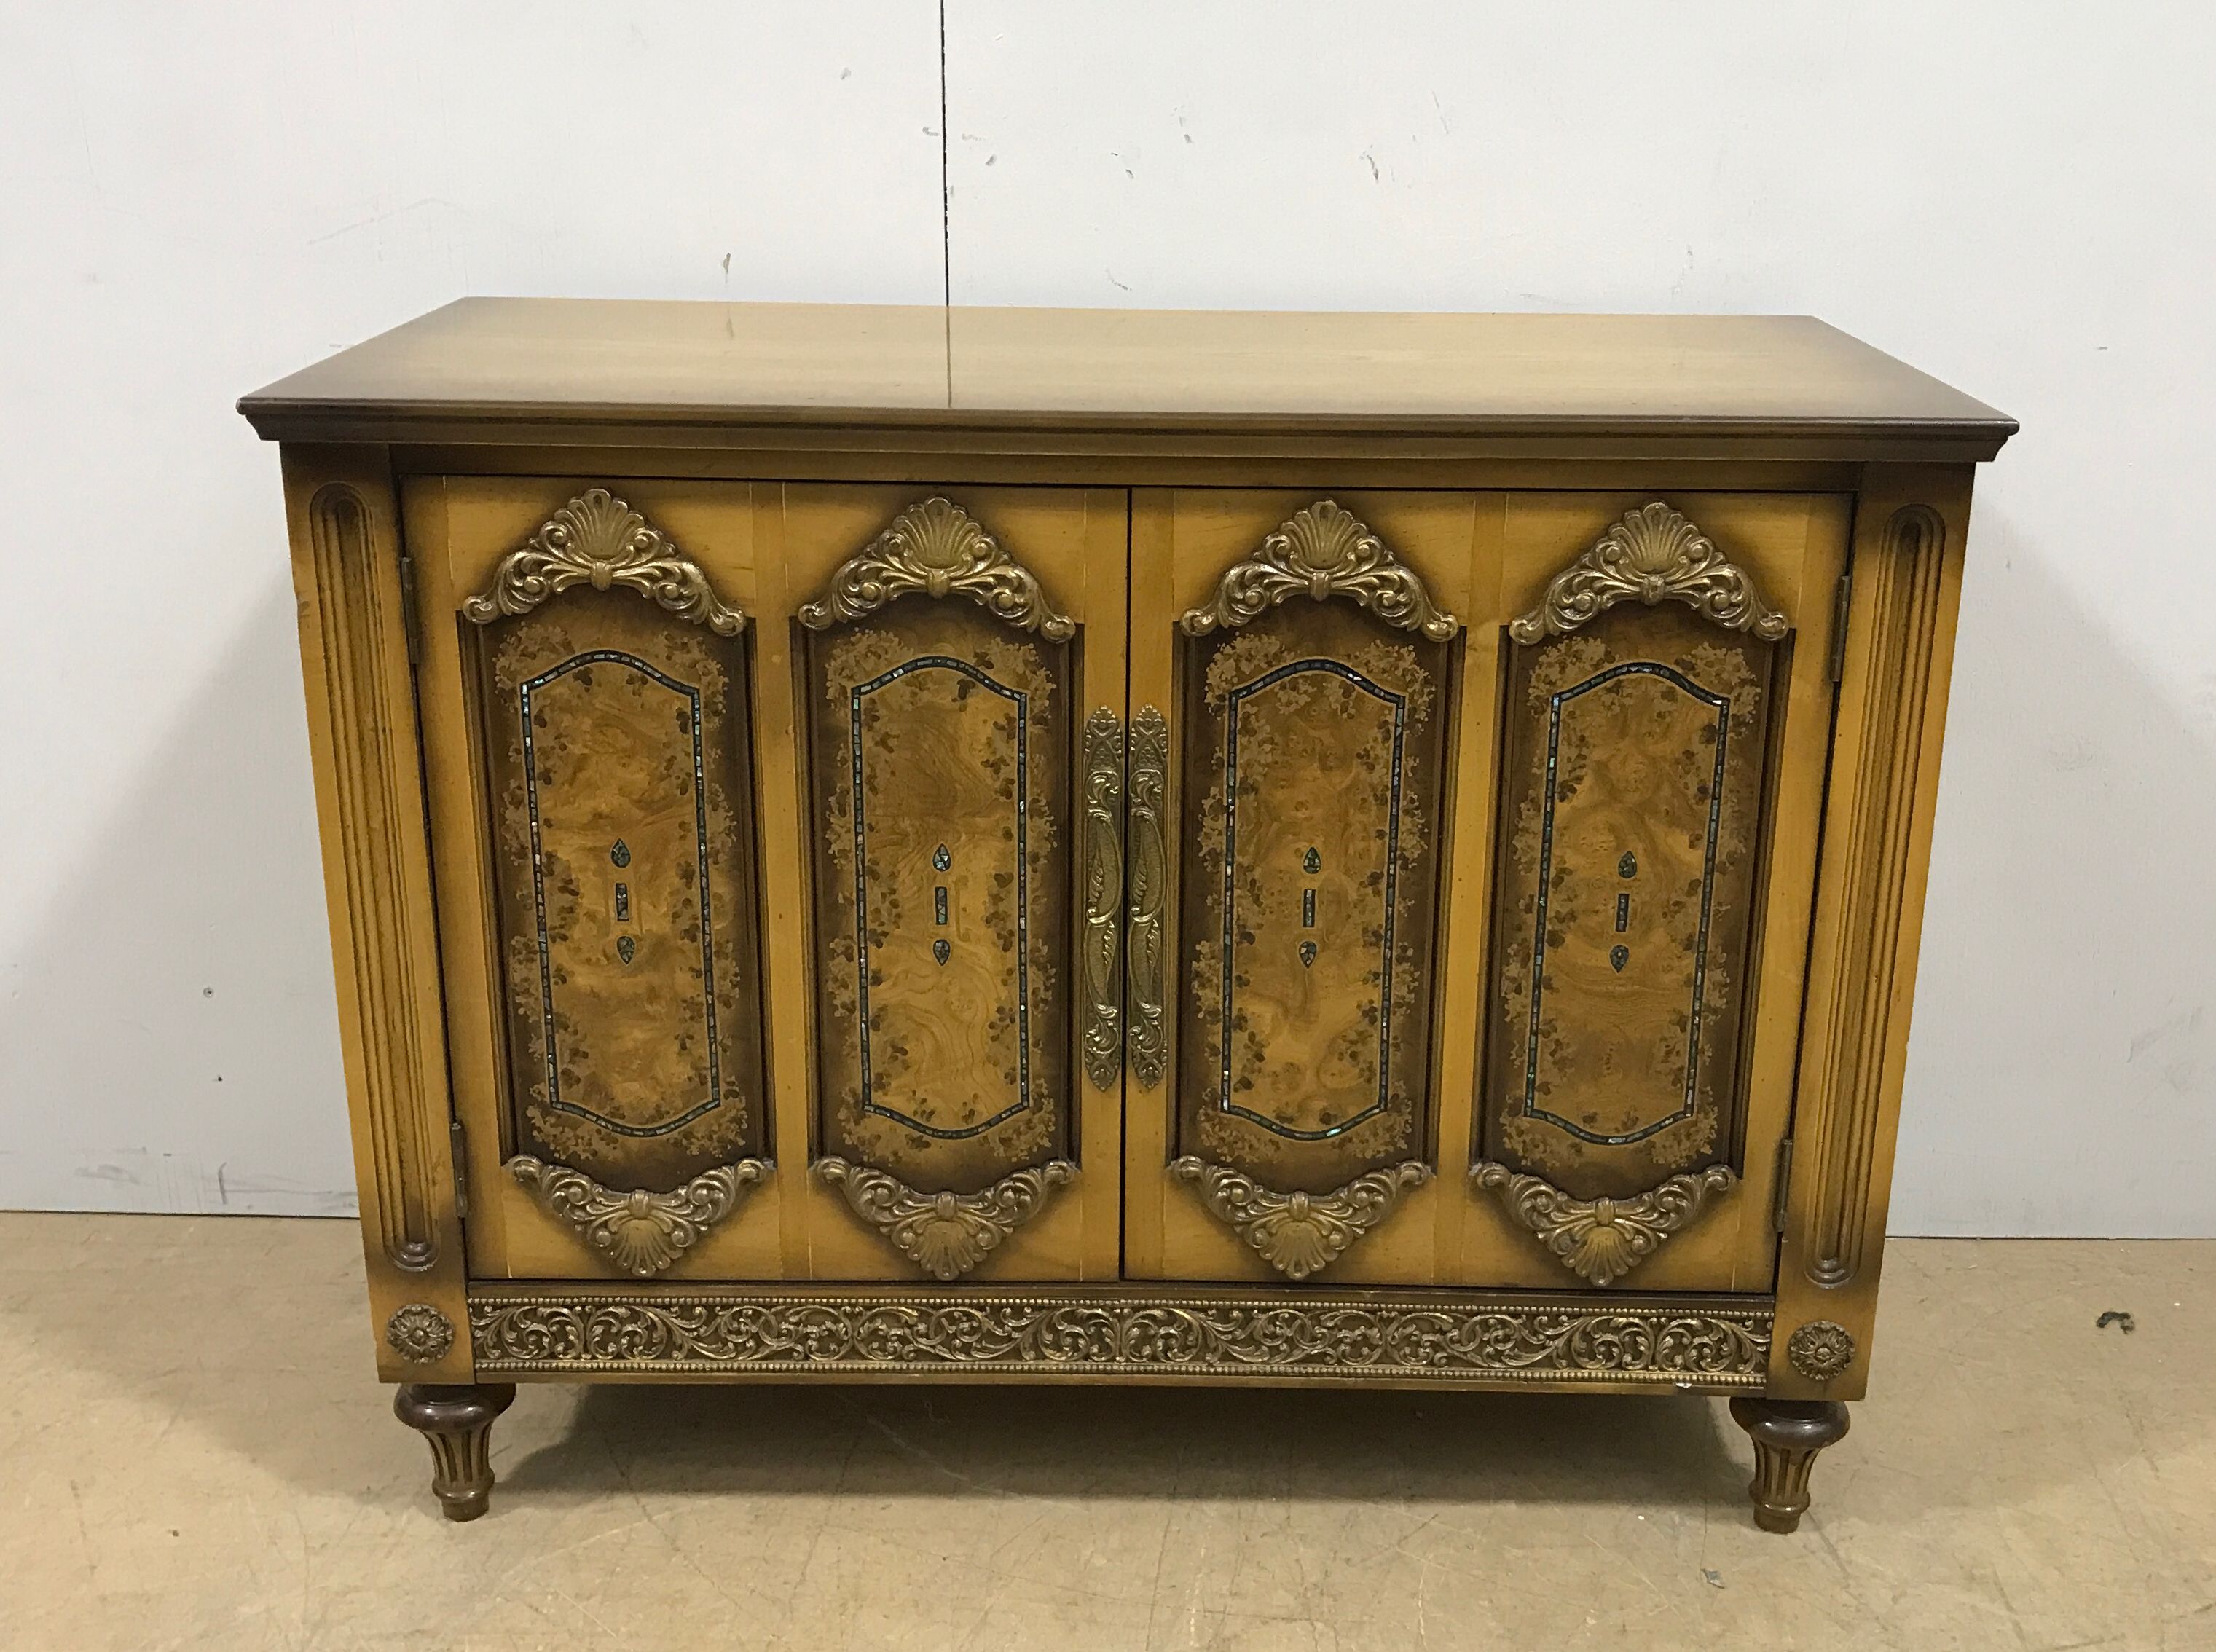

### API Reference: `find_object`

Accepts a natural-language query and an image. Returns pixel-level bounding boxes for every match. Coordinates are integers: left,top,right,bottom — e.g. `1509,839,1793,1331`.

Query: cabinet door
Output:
755,487,1128,1281
1125,492,1488,1283
408,479,784,1282
1458,494,1848,1293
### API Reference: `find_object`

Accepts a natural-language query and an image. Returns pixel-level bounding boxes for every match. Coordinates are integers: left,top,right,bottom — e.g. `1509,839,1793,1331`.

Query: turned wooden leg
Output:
395,1382,516,1522
1729,1397,1850,1533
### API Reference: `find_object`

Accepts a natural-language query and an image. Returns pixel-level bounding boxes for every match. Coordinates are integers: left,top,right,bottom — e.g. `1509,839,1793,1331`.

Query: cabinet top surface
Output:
239,298,2014,455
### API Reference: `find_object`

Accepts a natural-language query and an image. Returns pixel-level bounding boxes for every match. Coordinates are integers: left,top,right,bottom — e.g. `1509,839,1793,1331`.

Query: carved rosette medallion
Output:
463,487,745,633
1179,500,1458,640
814,1157,1077,1281
1509,500,1787,644
472,1290,1774,1388
508,1155,770,1278
1173,1157,1433,1280
1471,1162,1737,1286
385,1302,456,1364
797,497,1074,638
1786,1320,1857,1382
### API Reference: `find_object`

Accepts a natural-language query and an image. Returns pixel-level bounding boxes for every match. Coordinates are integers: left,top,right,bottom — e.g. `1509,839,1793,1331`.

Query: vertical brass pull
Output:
1080,709,1126,1089
1125,705,1170,1090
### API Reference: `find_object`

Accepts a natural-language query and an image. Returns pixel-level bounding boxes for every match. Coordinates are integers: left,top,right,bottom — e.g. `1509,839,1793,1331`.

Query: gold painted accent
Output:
470,1287,1773,1387
1804,505,1946,1288
463,487,745,633
797,496,1075,638
1786,1320,1857,1382
1171,1157,1433,1280
384,1302,455,1364
307,484,439,1273
1471,1162,1738,1286
1179,500,1458,640
1124,705,1170,1090
814,1157,1077,1281
1509,500,1789,643
1080,707,1125,1090
507,1155,770,1277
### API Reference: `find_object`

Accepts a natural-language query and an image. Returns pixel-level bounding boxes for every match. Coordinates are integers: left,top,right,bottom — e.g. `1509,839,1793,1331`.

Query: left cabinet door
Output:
760,485,1129,1281
406,479,783,1282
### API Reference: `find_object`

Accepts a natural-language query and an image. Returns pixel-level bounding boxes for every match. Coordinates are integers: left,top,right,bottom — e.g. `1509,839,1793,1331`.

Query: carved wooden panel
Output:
1173,514,1455,1200
473,583,769,1192
1481,507,1784,1208
801,535,1076,1199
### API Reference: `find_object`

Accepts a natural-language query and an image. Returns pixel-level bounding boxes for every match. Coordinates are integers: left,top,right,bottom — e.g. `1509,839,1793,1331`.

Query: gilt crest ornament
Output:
463,488,745,633
797,496,1074,637
1179,500,1458,640
1471,1162,1737,1286
507,1155,770,1278
1172,1157,1433,1280
814,1157,1077,1280
1509,501,1788,643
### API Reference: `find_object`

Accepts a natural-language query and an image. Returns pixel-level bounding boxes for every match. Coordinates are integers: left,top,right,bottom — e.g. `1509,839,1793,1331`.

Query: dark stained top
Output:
239,298,2014,458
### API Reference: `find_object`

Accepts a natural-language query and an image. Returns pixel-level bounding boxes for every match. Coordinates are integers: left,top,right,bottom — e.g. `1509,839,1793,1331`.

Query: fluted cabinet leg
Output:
1728,1397,1850,1533
394,1382,517,1521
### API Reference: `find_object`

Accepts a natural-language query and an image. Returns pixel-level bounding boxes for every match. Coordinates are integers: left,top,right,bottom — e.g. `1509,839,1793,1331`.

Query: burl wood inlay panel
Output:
1484,603,1778,1201
476,588,769,1189
804,601,1074,1194
1176,601,1453,1192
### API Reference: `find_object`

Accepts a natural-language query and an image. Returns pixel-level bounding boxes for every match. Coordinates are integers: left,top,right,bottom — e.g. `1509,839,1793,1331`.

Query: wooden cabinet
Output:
245,302,2011,1532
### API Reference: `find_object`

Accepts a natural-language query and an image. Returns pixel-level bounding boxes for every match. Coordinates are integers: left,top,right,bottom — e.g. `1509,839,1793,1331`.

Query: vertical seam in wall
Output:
938,0,952,405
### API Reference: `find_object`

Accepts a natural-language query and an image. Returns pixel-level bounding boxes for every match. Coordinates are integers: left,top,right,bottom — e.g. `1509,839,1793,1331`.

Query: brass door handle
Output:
1125,706,1169,1090
1080,709,1125,1089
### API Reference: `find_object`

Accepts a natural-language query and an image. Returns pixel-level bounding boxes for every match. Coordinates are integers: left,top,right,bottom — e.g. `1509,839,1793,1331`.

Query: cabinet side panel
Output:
280,444,468,1381
1773,465,1974,1399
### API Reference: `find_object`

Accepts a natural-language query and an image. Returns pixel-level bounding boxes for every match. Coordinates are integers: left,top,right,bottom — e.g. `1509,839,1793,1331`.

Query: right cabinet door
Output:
1462,492,1848,1294
1127,489,1847,1292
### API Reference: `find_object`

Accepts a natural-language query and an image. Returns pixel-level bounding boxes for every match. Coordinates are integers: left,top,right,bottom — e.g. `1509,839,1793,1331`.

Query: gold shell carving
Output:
1080,708,1125,1090
1179,500,1458,640
1172,1157,1433,1280
796,496,1075,638
814,1157,1077,1281
1123,706,1170,1090
1787,1320,1857,1382
508,1155,770,1278
1509,501,1788,644
1471,1162,1737,1286
463,487,745,633
385,1302,455,1364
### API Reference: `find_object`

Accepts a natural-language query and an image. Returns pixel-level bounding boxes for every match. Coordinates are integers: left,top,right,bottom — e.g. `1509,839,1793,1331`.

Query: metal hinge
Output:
1772,1137,1795,1233
396,548,423,667
449,1119,470,1222
1826,571,1852,683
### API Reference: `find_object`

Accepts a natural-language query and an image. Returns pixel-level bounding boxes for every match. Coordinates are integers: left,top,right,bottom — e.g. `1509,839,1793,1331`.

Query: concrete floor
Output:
0,1218,2207,1652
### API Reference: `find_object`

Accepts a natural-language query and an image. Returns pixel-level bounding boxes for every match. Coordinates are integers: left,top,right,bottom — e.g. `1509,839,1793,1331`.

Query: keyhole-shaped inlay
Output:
932,843,952,965
1300,846,1321,967
1611,849,1637,972
611,841,636,964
